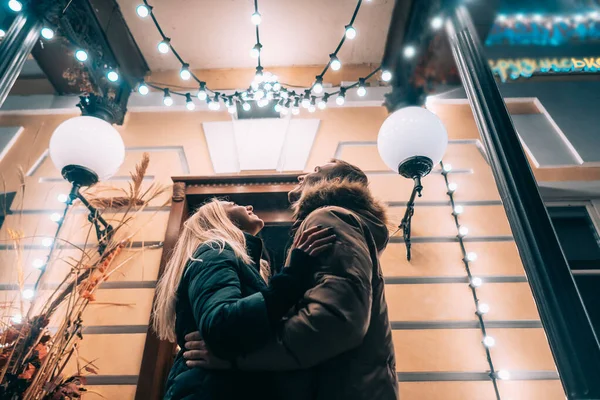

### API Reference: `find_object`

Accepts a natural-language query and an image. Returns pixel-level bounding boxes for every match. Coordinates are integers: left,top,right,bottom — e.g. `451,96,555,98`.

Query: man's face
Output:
288,162,337,203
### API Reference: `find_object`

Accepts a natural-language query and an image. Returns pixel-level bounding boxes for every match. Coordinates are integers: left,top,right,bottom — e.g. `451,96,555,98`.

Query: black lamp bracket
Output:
397,156,433,261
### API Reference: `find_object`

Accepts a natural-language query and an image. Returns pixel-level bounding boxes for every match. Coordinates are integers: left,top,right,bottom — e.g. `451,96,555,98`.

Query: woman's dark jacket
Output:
163,234,277,400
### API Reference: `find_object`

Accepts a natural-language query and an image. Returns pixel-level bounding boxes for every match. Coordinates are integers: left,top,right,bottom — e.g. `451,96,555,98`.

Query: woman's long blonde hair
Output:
153,199,253,343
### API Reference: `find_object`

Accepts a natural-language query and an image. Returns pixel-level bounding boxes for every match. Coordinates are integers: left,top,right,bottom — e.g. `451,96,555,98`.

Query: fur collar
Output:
292,179,388,226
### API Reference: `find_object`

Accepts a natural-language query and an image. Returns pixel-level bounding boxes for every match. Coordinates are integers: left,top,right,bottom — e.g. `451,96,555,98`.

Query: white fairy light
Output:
22,289,34,300
466,252,478,262
138,83,149,95
345,25,357,39
75,50,88,62
136,4,150,18
186,99,196,111
242,102,251,111
443,163,453,172
403,45,416,59
42,238,53,247
57,194,69,203
292,107,300,115
458,226,469,237
381,70,392,82
163,90,173,106
448,182,458,192
50,213,62,222
453,205,464,215
32,259,45,269
471,277,483,287
313,77,324,94
497,370,510,380
431,16,444,30
107,70,119,82
180,64,191,80
478,303,490,314
11,314,22,324
318,98,327,110
41,27,55,40
483,336,496,347
158,39,170,54
330,55,342,71
8,0,22,12
273,82,281,92
251,12,262,25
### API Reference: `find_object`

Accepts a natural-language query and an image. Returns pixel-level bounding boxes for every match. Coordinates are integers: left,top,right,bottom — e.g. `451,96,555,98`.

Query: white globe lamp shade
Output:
377,106,448,179
49,116,125,186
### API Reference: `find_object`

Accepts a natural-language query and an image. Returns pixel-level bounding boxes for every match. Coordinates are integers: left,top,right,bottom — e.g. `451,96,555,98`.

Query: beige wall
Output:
2,89,599,399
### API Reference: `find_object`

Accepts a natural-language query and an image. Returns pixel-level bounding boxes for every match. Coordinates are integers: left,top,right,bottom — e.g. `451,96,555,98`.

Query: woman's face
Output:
224,202,264,236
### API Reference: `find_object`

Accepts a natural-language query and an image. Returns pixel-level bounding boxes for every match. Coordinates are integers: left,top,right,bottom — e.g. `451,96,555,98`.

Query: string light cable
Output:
440,160,509,399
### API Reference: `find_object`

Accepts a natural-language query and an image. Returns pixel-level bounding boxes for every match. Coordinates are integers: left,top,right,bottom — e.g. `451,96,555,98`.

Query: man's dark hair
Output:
325,159,368,185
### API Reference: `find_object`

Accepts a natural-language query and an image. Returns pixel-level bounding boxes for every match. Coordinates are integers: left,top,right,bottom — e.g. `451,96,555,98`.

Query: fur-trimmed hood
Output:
292,179,389,251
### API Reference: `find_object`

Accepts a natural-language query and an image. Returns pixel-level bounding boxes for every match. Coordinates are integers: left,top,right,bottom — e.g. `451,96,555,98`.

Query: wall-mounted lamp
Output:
49,115,126,254
377,106,448,260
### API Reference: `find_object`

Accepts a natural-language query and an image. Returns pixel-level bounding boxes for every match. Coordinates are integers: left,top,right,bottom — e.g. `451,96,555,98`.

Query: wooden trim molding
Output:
135,174,299,400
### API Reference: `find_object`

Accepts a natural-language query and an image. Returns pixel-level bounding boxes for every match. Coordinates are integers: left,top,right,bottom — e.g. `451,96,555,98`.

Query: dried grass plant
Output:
0,153,170,399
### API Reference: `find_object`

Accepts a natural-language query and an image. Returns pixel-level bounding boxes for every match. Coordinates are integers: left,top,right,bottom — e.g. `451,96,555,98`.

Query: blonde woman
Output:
153,199,335,400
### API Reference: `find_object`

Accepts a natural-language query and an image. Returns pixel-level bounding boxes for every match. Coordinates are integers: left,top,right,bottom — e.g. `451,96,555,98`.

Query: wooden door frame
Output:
135,174,299,400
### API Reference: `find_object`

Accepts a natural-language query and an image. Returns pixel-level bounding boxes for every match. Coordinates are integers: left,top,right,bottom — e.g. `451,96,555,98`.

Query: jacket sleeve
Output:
237,207,374,370
187,253,272,360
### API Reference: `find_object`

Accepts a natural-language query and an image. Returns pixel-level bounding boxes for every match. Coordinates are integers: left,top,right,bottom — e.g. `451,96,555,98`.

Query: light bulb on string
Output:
185,94,196,111
136,3,150,18
228,103,236,114
302,91,311,109
57,193,69,203
483,336,496,347
274,102,283,113
242,102,251,111
313,76,324,94
8,0,22,12
266,91,274,100
257,99,268,108
273,82,281,92
107,70,119,82
574,14,585,22
163,89,173,106
466,252,478,262
318,95,329,110
280,106,289,115
50,213,62,223
308,97,317,113
471,277,483,288
209,95,221,111
251,12,262,25
32,259,45,269
330,55,342,71
497,14,507,22
403,45,416,59
197,83,207,101
255,89,265,100
458,226,469,237
357,78,367,97
533,14,543,22
42,238,53,247
453,205,464,215
180,64,191,80
443,163,452,172
280,89,288,99
477,302,490,315
431,16,444,30
497,370,510,380
158,38,170,54
381,70,392,82
138,82,149,95
41,27,55,40
75,49,88,62
0,29,5,38
336,89,346,106
11,314,22,324
345,25,357,39
515,13,525,21
22,289,34,300
251,43,262,59
264,82,273,91
448,182,458,193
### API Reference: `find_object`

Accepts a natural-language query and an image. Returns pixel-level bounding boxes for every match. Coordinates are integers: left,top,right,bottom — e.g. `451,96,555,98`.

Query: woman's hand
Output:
295,226,336,257
183,331,231,369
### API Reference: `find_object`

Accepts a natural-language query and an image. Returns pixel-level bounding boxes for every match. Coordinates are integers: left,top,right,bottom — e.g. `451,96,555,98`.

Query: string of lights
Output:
3,0,392,114
440,161,510,399
132,0,391,113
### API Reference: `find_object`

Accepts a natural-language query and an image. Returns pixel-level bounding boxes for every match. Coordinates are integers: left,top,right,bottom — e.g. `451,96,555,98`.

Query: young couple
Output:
153,159,398,400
